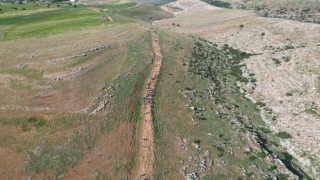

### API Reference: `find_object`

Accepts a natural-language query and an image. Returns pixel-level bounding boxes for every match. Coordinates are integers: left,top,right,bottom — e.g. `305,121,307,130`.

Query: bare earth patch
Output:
137,31,162,180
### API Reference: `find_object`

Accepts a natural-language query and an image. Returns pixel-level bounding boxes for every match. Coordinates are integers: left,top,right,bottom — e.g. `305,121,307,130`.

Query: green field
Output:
0,2,137,40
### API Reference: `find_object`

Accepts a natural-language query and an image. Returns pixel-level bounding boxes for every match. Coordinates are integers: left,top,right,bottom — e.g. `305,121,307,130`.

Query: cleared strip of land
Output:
137,31,162,179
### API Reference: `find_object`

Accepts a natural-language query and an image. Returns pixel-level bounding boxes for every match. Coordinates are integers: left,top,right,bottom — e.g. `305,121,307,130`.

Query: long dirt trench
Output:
136,31,162,180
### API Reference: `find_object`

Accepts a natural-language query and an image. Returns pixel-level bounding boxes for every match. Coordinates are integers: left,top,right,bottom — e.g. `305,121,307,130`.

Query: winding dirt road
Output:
137,31,162,180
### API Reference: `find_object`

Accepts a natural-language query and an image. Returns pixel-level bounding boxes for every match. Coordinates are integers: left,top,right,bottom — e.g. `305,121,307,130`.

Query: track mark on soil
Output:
137,31,162,180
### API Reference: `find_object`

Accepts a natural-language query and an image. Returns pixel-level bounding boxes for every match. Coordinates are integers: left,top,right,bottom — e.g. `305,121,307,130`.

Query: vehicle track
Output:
137,31,162,180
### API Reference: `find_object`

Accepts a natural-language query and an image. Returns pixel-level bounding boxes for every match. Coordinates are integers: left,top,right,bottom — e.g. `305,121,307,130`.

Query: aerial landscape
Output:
0,0,319,179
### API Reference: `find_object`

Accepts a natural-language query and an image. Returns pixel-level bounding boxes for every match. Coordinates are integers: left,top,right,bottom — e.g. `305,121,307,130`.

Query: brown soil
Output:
0,148,24,179
136,31,162,180
64,121,136,180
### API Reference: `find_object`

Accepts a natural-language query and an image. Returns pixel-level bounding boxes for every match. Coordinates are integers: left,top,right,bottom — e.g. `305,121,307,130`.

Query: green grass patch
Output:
82,2,137,9
110,4,173,23
2,68,43,79
0,6,106,40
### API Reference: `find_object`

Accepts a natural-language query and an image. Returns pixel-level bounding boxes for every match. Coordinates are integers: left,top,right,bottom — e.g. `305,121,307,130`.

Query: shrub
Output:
250,78,257,83
240,24,244,28
284,45,294,50
28,117,37,123
277,174,287,180
260,127,271,133
257,151,267,158
261,32,265,36
22,8,26,10
217,146,224,157
35,118,47,128
193,139,201,144
249,155,256,161
283,56,291,62
256,101,266,107
276,131,292,139
285,92,293,96
27,117,47,128
73,5,77,8
267,165,277,171
204,0,231,8
272,58,281,65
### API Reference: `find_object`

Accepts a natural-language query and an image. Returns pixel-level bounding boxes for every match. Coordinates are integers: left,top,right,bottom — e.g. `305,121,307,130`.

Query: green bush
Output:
201,0,231,8
276,131,292,139
272,58,281,65
285,92,293,96
277,174,287,180
249,155,256,161
260,127,271,133
257,151,267,158
193,139,201,144
35,118,47,128
256,101,266,107
27,117,47,128
217,146,224,157
267,165,277,171
284,45,295,50
28,117,37,123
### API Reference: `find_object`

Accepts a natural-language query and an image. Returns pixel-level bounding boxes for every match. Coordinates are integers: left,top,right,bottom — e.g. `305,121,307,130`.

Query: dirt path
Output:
136,31,162,180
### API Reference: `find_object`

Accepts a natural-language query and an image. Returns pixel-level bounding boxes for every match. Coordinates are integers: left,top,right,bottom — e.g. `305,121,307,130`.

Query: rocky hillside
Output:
219,0,320,24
